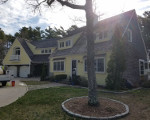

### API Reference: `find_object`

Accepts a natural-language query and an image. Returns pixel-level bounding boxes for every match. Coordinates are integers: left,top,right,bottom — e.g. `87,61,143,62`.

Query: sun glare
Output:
94,0,134,19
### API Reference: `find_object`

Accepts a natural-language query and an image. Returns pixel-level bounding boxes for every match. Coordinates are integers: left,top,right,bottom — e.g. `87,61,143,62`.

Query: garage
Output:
20,66,30,77
8,66,17,77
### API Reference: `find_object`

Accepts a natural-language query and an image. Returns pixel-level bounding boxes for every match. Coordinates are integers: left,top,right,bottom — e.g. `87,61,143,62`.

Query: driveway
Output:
0,80,28,108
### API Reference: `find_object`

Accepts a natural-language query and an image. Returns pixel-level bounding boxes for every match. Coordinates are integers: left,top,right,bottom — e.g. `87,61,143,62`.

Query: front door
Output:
72,60,77,77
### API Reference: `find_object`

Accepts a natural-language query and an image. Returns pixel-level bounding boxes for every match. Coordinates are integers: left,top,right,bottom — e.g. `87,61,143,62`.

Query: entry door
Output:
72,60,77,77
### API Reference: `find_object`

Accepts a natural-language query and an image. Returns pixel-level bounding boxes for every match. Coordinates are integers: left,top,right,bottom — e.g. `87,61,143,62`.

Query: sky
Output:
0,0,150,35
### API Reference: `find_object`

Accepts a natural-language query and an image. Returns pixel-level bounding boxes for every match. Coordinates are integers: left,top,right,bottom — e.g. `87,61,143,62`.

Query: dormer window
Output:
41,50,44,53
127,29,132,42
14,47,20,55
99,33,103,39
49,49,51,53
45,49,48,53
60,42,64,48
104,31,107,38
66,40,71,47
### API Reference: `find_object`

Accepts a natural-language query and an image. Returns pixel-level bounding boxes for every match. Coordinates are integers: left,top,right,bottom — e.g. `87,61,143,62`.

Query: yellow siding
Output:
27,41,56,54
58,33,82,50
3,39,31,65
50,51,111,85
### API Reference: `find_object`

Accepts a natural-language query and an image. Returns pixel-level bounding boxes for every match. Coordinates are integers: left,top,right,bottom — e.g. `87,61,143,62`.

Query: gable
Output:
3,38,31,65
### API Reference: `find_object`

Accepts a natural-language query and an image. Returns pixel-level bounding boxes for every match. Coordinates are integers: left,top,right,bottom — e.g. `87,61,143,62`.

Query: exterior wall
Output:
122,13,147,86
50,51,111,86
27,42,56,55
58,33,82,50
3,39,31,65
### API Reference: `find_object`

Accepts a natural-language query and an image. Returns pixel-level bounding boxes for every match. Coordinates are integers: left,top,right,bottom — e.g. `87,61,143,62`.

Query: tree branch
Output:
56,0,85,10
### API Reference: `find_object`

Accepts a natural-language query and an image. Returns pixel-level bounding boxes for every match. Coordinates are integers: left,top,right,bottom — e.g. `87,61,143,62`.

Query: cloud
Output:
0,0,150,35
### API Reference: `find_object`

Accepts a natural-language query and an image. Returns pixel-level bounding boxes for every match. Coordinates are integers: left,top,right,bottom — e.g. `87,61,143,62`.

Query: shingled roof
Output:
18,38,33,59
30,39,58,48
51,10,135,58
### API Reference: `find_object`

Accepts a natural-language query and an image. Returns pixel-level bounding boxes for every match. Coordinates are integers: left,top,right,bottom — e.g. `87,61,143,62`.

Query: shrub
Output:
55,74,67,82
141,80,150,88
79,77,88,87
71,75,80,85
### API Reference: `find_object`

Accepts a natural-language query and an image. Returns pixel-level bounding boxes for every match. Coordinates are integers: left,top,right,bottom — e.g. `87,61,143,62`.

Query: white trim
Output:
84,57,105,73
71,59,78,77
122,11,134,38
53,60,65,72
139,59,145,76
127,29,132,42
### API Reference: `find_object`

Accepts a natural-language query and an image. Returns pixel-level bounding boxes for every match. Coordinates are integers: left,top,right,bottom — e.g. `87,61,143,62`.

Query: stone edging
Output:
62,96,129,120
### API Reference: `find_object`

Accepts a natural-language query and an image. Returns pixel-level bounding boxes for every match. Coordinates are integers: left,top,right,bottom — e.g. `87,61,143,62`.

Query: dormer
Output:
58,33,82,50
95,29,113,43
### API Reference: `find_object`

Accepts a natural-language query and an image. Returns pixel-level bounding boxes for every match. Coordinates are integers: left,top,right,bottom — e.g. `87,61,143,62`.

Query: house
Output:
3,38,57,77
3,9,147,86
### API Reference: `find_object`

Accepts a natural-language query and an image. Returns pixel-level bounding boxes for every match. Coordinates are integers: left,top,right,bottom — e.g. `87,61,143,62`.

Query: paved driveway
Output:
0,80,28,107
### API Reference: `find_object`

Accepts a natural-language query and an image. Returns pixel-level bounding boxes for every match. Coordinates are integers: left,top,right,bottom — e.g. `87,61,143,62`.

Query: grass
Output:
22,81,51,85
0,87,150,120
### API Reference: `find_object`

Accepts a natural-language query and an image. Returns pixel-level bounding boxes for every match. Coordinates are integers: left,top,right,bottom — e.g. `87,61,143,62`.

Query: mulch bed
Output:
64,97,126,117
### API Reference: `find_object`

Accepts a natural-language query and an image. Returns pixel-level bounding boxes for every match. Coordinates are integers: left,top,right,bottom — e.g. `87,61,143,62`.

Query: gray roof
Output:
31,54,50,63
30,39,57,48
51,10,135,58
18,38,33,59
51,33,112,57
18,38,50,63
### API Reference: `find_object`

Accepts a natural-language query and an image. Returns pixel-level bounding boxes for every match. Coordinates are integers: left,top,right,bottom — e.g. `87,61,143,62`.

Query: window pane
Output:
61,61,64,71
99,32,102,39
97,58,104,72
104,31,107,38
84,60,87,72
54,62,56,71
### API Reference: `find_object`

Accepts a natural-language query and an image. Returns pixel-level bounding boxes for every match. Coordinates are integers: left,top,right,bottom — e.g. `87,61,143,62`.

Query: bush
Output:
79,77,88,87
141,80,150,88
71,75,80,85
55,74,67,82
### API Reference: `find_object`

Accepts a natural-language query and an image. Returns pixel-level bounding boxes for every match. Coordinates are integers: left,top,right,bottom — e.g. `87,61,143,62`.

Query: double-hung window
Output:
84,57,105,73
53,60,65,71
66,40,71,47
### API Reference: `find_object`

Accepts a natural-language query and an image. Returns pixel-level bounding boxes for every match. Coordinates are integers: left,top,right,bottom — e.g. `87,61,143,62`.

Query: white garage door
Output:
20,66,30,77
8,66,17,77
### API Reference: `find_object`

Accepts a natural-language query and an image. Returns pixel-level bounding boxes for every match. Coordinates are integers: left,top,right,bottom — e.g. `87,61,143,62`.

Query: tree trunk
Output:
85,0,99,106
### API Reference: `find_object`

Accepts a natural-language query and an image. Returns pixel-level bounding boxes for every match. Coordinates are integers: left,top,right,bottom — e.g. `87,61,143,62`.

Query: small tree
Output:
106,25,126,90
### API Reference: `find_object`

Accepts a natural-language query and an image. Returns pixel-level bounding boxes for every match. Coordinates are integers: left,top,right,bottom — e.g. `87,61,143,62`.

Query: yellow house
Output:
3,10,147,86
3,38,57,77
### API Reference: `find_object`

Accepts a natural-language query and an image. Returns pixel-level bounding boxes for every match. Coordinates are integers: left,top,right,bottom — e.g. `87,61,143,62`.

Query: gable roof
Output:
18,38,34,59
51,10,136,58
30,39,58,48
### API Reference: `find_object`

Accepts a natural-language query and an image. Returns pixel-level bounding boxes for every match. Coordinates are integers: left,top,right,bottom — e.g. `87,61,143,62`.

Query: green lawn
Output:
0,87,149,120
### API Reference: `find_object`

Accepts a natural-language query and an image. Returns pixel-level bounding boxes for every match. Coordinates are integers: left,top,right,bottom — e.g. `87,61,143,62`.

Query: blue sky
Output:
0,0,150,35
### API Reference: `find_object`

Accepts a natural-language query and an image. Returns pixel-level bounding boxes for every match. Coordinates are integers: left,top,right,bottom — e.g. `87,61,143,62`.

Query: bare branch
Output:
56,0,85,10
0,0,8,4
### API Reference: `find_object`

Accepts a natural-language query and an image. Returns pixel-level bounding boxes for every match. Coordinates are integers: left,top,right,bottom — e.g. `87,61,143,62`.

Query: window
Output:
84,57,105,72
53,61,64,71
66,40,71,47
139,60,145,76
41,49,44,53
99,32,103,40
127,29,132,42
15,47,20,55
60,42,64,48
49,49,51,53
45,49,48,53
104,31,107,38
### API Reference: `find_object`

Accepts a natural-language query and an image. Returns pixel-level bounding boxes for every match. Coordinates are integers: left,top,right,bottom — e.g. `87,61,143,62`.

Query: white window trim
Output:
128,29,132,42
139,59,145,76
53,60,65,72
84,57,105,73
